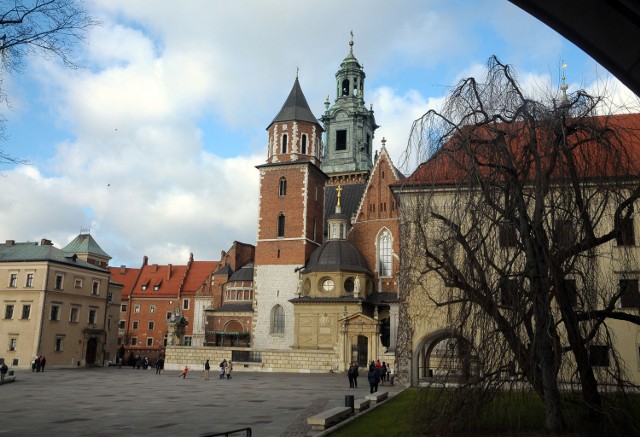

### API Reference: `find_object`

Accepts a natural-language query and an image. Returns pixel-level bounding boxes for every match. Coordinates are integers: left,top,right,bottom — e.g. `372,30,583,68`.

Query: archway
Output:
414,330,478,384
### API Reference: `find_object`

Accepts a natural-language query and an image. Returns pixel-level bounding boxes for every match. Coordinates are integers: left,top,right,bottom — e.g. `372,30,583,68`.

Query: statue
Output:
354,275,361,297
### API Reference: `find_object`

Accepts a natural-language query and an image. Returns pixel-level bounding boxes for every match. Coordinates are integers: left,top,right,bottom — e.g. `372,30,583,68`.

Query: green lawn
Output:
329,388,640,436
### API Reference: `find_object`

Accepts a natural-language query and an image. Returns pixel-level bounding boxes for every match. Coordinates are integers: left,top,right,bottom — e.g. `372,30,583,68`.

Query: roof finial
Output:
349,30,354,54
296,66,299,79
336,184,343,211
561,62,569,105
381,137,387,149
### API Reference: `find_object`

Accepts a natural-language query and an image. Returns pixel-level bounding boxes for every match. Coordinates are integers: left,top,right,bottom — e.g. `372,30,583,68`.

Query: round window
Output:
322,278,334,292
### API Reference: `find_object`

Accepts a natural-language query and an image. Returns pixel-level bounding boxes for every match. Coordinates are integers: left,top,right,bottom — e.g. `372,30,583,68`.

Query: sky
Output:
0,0,637,268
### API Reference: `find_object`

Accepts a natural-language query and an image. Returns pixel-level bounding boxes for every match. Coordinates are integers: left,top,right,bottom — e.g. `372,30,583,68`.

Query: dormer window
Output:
154,284,160,291
141,284,147,291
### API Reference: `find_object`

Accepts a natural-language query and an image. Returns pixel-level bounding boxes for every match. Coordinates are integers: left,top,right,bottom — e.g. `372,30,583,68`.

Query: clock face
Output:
322,279,335,293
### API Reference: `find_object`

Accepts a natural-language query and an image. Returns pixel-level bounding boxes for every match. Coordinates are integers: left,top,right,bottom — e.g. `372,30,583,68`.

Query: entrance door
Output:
86,337,98,364
351,335,368,367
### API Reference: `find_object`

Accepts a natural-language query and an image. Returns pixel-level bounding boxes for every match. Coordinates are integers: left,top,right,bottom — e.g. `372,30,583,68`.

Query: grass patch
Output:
329,390,421,437
329,388,640,436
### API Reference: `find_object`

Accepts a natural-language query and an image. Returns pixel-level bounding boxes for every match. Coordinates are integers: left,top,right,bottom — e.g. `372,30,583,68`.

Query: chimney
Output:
40,239,52,246
142,256,148,266
152,264,158,273
167,264,172,280
5,240,15,246
120,265,127,275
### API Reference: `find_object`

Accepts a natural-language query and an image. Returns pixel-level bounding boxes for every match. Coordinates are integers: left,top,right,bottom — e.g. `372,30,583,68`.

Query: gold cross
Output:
336,185,343,208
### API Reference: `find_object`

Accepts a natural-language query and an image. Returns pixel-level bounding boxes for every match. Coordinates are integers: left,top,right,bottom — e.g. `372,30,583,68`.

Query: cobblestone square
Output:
0,367,400,436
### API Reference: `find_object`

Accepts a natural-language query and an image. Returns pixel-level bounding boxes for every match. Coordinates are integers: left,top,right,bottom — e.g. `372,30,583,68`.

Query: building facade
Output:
0,235,121,369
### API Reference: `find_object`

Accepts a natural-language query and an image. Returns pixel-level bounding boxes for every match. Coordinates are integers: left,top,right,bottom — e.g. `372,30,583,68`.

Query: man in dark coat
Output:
367,362,380,394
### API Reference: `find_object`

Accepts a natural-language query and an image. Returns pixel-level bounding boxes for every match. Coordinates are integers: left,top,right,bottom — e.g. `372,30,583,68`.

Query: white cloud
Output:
0,0,625,268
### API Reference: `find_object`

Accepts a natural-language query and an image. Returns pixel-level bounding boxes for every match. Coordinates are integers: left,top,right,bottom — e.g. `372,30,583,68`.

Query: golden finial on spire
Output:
561,62,569,105
336,184,343,209
349,30,354,53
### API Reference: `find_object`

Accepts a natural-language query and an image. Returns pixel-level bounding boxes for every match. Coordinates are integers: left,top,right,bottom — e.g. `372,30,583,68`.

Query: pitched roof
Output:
268,77,322,128
324,183,366,235
399,113,640,188
0,241,108,272
109,266,142,300
210,303,253,313
62,233,111,259
132,264,188,298
182,260,217,292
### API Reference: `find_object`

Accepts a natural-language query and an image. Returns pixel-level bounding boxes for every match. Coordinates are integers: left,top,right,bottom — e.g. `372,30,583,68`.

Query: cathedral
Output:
249,36,402,371
107,37,403,373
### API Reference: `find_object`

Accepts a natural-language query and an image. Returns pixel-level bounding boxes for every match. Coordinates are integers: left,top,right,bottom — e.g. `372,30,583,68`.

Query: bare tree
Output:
395,56,640,433
0,0,98,167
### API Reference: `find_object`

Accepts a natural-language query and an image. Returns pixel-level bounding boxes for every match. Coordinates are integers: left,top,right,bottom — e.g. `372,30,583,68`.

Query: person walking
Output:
367,362,380,394
219,360,226,379
348,362,359,388
204,359,210,380
225,360,233,379
178,366,189,379
380,362,387,385
40,356,46,372
155,357,164,375
0,361,8,385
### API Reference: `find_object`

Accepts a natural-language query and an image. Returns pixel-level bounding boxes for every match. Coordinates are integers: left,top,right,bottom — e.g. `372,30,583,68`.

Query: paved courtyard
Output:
0,366,401,436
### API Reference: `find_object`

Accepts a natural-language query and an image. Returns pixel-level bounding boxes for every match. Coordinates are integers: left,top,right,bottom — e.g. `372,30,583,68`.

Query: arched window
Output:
341,79,350,96
301,134,307,154
277,213,285,238
270,305,285,334
282,133,288,154
378,229,392,277
279,177,287,196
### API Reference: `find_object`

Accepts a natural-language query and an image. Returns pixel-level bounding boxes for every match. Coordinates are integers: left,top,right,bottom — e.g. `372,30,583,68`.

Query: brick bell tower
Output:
252,74,327,350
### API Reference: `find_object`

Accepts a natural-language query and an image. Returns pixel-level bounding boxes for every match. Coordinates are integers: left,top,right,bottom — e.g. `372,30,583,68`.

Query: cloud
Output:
0,0,625,268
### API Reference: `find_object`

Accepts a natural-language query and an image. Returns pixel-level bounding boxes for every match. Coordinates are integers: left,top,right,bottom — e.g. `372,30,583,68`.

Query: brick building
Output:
251,37,403,370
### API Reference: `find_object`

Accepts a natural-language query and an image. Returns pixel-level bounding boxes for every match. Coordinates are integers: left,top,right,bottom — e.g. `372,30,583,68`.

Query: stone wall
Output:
165,346,337,373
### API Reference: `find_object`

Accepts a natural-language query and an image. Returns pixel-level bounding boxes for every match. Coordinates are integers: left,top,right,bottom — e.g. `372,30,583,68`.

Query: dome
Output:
304,240,370,274
228,263,254,282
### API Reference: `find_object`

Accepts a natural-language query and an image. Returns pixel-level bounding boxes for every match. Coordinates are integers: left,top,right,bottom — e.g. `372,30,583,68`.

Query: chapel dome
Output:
304,240,370,274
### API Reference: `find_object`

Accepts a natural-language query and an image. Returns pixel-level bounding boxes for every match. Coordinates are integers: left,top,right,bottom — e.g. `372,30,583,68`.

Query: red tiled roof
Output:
182,260,218,294
399,113,640,187
131,264,188,298
109,266,141,300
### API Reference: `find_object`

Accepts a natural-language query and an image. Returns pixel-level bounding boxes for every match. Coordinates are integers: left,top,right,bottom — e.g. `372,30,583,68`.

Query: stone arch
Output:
412,329,479,385
224,320,244,333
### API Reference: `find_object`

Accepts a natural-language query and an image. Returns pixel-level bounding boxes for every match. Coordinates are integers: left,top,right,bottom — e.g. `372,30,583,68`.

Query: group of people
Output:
218,359,233,379
348,359,391,394
31,355,46,372
178,359,233,380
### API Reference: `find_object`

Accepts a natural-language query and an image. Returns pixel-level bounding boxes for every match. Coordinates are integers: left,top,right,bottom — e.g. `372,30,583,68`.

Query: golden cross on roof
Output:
336,184,343,208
